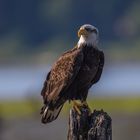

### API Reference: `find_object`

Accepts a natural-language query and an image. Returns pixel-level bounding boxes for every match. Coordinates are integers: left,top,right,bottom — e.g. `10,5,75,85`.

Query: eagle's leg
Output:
72,100,82,115
72,100,91,115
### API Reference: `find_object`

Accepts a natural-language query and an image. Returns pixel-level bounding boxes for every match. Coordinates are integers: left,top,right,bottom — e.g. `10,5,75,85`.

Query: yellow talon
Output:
72,100,91,115
72,100,82,115
73,105,81,115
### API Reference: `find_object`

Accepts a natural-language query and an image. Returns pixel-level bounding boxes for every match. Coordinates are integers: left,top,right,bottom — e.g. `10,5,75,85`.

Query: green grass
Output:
88,97,140,113
0,100,40,118
0,97,140,118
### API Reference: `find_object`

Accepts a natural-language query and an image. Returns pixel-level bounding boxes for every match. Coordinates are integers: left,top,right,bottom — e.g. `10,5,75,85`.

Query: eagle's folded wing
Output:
41,48,84,106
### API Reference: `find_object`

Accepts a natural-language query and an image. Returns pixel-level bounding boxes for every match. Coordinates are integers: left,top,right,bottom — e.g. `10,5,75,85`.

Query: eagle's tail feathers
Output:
41,104,63,124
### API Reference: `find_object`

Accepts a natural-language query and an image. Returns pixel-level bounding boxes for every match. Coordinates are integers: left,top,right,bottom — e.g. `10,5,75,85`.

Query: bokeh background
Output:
0,0,140,140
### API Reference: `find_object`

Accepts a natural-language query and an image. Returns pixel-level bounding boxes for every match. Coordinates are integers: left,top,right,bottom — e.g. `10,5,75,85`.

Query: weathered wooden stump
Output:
67,107,112,140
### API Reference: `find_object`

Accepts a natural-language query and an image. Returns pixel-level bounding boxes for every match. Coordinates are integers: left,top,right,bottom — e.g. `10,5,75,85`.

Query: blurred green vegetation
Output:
64,97,140,114
1,97,140,119
0,99,41,118
0,0,140,64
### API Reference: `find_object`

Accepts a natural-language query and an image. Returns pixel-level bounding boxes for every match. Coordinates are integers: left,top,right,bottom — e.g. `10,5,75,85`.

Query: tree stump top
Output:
68,107,112,140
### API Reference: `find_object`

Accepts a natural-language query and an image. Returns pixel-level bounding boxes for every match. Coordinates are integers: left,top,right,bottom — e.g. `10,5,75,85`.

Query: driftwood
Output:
67,106,112,140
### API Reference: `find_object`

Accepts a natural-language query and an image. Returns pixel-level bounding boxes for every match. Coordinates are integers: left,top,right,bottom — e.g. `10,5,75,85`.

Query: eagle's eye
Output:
91,29,98,34
84,27,97,34
85,27,91,32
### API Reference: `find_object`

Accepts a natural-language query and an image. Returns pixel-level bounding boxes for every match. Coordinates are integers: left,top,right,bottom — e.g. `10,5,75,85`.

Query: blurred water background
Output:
0,0,140,140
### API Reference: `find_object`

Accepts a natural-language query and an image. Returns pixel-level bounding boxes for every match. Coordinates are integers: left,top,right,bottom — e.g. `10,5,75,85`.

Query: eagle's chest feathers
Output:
75,45,100,85
82,46,99,69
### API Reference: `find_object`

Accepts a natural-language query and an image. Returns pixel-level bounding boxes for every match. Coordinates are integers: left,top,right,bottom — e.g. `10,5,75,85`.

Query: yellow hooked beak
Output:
78,28,88,37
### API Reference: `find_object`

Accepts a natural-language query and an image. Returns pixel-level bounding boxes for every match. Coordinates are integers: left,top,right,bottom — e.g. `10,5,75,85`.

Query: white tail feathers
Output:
41,105,63,124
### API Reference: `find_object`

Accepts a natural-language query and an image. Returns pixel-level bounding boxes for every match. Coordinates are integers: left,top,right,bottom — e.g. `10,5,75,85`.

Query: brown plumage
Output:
40,24,104,123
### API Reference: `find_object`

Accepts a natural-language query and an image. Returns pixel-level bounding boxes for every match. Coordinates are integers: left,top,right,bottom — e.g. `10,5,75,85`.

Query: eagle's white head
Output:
77,24,99,48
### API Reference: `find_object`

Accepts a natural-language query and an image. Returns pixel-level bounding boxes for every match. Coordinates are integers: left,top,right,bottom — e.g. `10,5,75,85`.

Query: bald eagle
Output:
40,24,104,123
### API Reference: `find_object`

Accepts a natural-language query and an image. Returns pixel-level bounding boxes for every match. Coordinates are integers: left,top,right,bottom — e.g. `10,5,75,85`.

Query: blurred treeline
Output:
0,0,140,64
